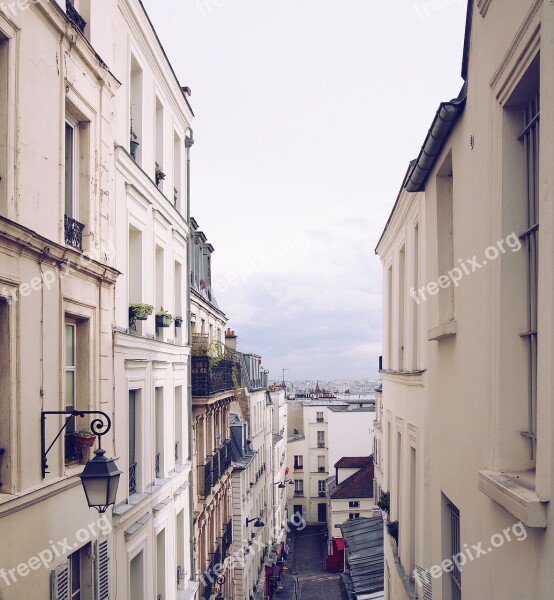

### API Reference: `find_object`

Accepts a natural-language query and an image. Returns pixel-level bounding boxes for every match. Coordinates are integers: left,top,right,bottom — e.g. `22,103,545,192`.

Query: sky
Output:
142,0,468,381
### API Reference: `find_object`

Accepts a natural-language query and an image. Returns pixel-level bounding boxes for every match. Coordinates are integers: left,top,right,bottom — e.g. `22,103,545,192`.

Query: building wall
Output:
328,498,377,540
0,2,120,598
377,3,554,600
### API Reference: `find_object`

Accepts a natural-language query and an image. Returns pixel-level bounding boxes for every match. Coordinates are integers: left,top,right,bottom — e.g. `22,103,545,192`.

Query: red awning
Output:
334,538,345,551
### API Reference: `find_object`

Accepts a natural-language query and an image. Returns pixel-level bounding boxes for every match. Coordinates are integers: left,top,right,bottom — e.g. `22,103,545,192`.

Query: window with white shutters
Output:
51,561,70,600
95,537,110,600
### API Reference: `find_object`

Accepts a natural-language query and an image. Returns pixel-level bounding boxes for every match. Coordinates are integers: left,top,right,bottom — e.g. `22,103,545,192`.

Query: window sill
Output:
427,320,457,341
478,469,547,527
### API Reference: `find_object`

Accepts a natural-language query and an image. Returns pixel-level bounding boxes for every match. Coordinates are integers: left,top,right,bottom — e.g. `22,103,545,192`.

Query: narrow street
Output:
278,526,342,600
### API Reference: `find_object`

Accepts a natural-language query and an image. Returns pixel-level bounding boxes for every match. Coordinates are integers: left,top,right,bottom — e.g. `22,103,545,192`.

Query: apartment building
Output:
376,1,554,598
228,352,273,600
95,0,198,598
0,1,121,598
286,394,374,525
375,180,427,600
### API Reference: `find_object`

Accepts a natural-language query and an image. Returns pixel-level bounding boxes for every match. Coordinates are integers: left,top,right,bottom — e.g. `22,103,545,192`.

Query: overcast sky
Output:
143,0,468,381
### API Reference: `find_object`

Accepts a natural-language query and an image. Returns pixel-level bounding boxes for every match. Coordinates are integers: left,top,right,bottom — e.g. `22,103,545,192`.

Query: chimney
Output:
225,327,237,350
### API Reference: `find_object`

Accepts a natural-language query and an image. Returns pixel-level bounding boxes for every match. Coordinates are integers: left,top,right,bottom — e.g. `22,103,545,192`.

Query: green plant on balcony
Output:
155,307,173,328
129,303,154,328
377,490,390,514
155,166,166,186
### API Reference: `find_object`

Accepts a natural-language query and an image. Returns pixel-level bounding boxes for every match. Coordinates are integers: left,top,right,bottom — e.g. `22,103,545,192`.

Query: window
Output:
348,513,360,520
155,97,164,188
318,480,326,494
520,91,539,461
0,298,10,491
65,121,77,219
130,54,143,165
316,411,324,422
64,323,79,464
436,151,455,325
130,550,145,600
129,390,138,495
156,529,166,600
317,455,325,472
155,387,164,478
412,223,419,369
317,431,325,448
51,539,109,600
294,479,303,495
173,131,182,210
293,455,303,470
398,245,406,369
443,496,461,600
349,501,360,509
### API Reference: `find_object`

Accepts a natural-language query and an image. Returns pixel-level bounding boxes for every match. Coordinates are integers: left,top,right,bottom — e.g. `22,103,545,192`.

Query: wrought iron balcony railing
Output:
212,450,220,487
191,356,238,397
175,441,180,462
64,214,85,251
129,462,137,495
221,439,232,471
155,452,160,478
222,519,233,557
202,457,213,498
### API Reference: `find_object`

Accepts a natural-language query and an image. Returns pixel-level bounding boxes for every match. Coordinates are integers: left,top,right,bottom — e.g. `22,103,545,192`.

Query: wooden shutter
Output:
95,537,110,600
51,561,70,600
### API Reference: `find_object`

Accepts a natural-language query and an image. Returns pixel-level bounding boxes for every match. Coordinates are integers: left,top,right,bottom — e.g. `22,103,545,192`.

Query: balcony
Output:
221,439,232,471
155,452,160,478
191,356,238,397
64,214,85,251
222,519,233,557
317,442,326,448
212,450,220,487
198,457,213,499
294,464,303,471
316,417,324,423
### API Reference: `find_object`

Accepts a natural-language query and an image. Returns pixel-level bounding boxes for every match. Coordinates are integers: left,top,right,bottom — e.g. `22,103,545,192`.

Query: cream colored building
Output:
376,1,554,599
96,0,198,598
0,1,120,598
286,395,374,525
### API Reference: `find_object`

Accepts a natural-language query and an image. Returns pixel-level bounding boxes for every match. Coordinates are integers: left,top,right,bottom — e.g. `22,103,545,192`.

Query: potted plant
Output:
129,303,154,328
156,307,173,328
155,166,166,186
174,316,183,328
73,429,97,449
377,490,390,514
386,520,399,544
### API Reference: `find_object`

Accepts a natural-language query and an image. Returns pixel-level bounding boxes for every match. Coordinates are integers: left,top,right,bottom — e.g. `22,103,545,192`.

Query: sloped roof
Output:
339,517,384,597
334,456,373,469
331,462,374,499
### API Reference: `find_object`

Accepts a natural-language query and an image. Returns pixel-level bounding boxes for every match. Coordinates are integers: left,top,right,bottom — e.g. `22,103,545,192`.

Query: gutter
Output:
404,82,467,193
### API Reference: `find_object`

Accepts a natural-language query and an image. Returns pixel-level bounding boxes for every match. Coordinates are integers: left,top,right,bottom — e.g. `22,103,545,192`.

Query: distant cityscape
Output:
276,378,380,395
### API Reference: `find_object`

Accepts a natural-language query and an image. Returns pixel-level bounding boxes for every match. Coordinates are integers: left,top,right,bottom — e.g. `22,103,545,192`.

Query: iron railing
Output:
155,452,160,478
175,441,180,462
222,519,233,557
191,356,238,397
212,450,220,487
317,442,325,448
203,457,213,498
64,214,85,251
129,462,137,495
222,439,232,471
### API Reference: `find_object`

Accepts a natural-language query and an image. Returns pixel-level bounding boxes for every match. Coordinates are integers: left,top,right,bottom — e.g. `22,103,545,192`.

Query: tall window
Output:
316,411,324,422
444,497,461,600
436,151,455,324
294,479,303,495
0,297,10,491
64,323,79,463
317,455,325,472
520,93,539,461
318,480,326,494
317,431,325,448
129,390,138,495
65,121,77,219
293,455,303,470
398,245,406,370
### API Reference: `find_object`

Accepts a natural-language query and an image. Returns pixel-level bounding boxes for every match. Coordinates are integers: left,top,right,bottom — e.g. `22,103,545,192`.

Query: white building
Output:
286,395,374,525
104,0,197,598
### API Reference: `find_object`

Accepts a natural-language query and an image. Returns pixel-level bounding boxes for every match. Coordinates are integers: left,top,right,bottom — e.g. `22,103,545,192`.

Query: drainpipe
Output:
185,126,195,582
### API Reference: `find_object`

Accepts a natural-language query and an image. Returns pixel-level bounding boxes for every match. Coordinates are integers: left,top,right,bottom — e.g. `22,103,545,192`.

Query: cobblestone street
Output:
278,526,342,600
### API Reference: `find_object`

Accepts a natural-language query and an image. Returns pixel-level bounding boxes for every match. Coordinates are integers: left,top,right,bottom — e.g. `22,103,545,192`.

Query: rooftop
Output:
331,460,374,500
334,456,373,469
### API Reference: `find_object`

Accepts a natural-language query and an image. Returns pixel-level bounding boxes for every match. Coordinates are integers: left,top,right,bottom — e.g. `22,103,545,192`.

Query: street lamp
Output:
246,516,265,528
274,479,295,489
79,447,122,513
41,410,121,513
